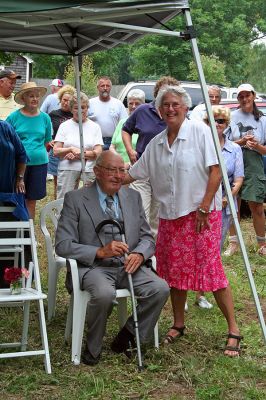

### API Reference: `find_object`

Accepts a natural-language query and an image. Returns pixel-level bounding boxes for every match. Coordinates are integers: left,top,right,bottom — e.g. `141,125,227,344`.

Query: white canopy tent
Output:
0,1,265,341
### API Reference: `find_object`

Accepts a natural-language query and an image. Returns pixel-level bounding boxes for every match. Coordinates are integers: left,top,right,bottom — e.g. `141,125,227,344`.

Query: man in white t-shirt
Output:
88,76,128,150
190,85,222,121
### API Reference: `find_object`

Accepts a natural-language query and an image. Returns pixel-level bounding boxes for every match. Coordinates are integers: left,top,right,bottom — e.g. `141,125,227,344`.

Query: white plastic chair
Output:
0,219,51,374
40,198,66,320
65,258,159,365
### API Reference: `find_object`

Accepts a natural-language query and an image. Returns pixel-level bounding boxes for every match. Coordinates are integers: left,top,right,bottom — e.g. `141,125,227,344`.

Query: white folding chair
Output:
40,198,66,320
65,257,159,365
0,219,51,374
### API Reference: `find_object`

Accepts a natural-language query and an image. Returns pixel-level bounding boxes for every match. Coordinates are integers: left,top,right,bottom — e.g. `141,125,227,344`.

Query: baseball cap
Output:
237,83,255,97
0,69,21,79
49,78,64,87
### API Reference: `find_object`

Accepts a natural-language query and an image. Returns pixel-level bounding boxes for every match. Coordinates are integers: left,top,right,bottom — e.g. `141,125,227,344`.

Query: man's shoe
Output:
81,348,100,366
111,326,136,356
196,296,213,309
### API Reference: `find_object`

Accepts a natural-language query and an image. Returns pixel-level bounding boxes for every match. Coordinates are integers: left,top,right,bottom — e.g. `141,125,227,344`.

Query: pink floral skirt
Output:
155,211,228,292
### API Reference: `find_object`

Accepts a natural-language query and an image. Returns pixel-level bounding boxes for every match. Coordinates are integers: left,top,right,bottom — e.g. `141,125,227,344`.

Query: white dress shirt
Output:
129,118,222,220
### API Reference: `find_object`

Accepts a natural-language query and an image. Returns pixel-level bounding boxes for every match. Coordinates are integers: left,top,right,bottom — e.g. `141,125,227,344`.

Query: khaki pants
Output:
57,170,95,198
130,178,160,239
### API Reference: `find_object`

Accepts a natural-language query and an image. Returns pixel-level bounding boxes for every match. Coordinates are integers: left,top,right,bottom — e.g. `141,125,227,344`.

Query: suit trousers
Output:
79,264,169,358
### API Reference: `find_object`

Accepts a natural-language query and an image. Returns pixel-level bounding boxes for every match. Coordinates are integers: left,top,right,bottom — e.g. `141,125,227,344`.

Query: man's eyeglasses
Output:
97,165,127,175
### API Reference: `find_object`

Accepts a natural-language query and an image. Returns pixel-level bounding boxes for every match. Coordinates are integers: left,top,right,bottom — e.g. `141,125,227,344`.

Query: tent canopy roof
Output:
0,1,189,55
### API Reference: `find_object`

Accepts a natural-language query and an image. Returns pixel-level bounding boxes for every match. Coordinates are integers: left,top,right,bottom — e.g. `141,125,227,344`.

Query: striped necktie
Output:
105,195,116,219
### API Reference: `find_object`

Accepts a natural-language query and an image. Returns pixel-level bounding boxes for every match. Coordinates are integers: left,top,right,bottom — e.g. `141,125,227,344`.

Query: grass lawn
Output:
1,181,266,400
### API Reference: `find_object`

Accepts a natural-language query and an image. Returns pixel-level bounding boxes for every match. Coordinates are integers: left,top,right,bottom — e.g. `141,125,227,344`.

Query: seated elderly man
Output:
55,150,169,365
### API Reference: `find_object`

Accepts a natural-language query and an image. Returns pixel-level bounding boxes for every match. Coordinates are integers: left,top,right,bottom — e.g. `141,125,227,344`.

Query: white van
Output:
117,81,232,109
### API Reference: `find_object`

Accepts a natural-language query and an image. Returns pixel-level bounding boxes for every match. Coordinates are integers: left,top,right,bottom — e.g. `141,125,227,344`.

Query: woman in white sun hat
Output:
7,82,52,219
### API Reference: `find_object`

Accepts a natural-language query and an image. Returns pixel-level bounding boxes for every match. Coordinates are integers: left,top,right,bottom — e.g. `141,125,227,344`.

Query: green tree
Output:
128,16,192,81
0,51,15,65
188,54,229,85
127,0,266,85
29,54,71,78
92,45,133,84
64,55,98,97
246,44,266,92
189,0,266,85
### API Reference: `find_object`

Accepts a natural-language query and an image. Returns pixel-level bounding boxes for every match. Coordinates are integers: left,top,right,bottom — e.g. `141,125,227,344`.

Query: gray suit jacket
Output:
55,182,155,278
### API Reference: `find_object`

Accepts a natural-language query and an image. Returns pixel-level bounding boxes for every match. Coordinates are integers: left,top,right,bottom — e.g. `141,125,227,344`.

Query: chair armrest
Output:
68,259,80,292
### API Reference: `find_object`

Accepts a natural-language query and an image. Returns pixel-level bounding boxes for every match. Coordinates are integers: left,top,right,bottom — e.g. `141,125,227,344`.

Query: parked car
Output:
220,100,266,114
118,81,232,110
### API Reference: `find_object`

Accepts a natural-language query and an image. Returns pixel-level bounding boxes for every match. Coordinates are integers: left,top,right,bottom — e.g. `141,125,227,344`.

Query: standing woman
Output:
225,84,266,256
48,84,75,199
204,106,244,250
126,86,242,356
53,92,103,198
7,82,52,219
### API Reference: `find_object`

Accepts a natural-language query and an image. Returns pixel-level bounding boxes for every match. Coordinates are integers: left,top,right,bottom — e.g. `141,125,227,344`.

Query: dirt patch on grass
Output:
147,382,195,399
240,297,266,322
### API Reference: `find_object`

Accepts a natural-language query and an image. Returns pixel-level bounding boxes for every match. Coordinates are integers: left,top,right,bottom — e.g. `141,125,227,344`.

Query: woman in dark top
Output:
48,84,75,198
0,119,28,287
0,119,27,193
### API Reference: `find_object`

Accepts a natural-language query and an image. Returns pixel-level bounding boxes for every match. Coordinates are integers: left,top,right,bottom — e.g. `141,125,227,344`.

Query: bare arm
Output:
53,141,81,159
109,143,117,153
122,130,137,164
222,176,244,208
245,139,266,155
196,164,222,232
122,171,135,185
15,162,26,193
84,144,102,160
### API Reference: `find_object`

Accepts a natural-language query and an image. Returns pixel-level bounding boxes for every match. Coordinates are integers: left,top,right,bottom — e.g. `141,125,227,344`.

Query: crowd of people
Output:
1,68,266,365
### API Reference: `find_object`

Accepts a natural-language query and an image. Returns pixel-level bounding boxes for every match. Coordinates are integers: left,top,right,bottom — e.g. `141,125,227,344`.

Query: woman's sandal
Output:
163,326,186,344
224,333,243,357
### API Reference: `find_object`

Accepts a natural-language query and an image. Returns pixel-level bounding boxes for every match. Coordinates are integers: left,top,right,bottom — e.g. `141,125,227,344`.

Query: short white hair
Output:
155,85,192,109
127,88,145,103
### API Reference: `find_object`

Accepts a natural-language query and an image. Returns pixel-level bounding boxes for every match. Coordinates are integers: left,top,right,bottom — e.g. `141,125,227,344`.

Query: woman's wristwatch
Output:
16,174,24,180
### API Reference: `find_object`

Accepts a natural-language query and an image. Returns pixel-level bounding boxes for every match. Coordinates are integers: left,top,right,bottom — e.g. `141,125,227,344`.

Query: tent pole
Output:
74,54,86,185
184,9,266,342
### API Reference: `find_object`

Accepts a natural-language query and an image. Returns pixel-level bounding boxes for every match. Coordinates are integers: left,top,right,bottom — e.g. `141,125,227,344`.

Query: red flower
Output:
4,267,22,284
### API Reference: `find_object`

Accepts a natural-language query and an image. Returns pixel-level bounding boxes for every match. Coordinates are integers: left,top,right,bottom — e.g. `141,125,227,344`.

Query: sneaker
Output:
224,242,239,256
47,174,53,181
196,296,213,309
257,245,266,256
184,302,188,312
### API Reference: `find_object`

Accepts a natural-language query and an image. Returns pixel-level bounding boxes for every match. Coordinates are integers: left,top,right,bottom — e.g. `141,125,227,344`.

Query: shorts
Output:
241,149,266,203
47,149,59,176
24,164,48,200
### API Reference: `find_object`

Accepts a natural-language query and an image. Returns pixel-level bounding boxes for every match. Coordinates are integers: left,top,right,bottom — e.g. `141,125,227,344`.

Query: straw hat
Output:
15,82,47,105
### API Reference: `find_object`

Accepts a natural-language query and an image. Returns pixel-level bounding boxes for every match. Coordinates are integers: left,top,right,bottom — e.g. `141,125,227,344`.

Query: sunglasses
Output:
214,118,226,124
